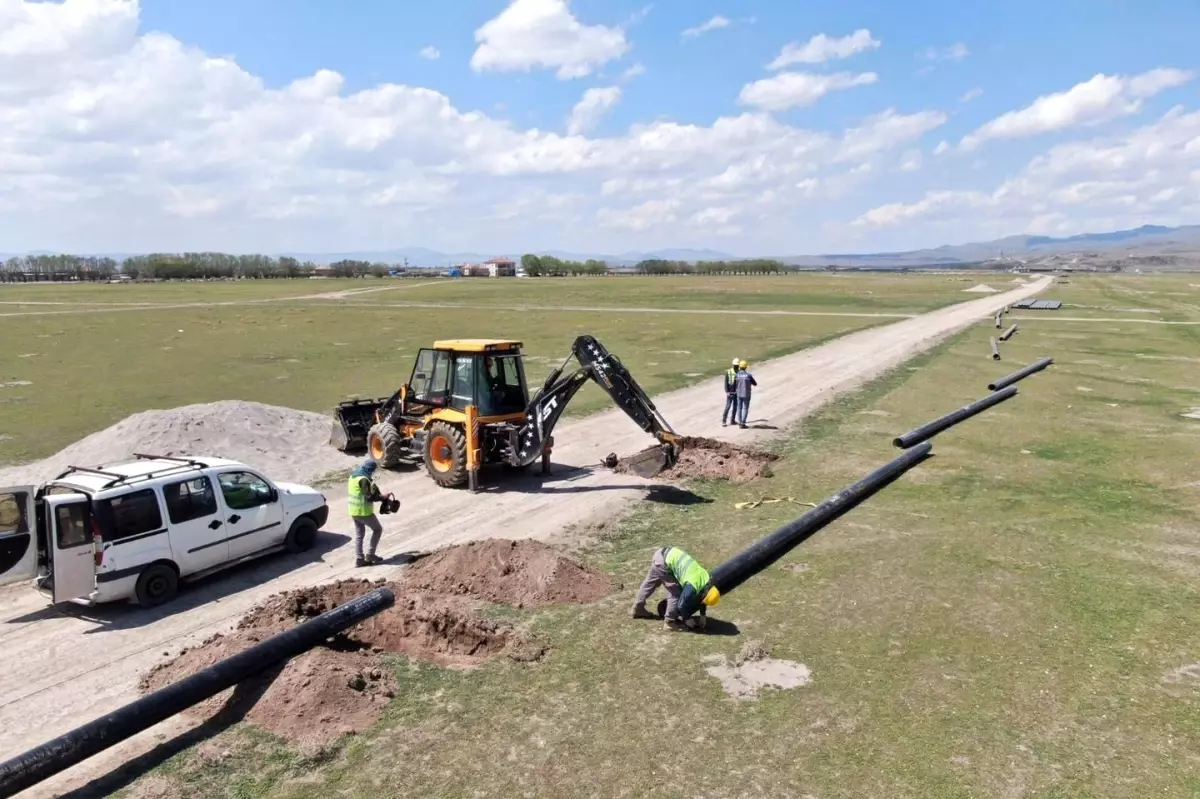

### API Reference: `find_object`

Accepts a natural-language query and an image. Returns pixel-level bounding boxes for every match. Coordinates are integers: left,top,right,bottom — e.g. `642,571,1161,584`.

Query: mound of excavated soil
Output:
615,436,779,483
0,400,359,484
400,539,615,608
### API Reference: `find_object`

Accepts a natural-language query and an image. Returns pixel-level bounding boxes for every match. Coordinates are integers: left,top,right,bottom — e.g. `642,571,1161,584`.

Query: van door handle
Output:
228,514,241,524
208,520,222,530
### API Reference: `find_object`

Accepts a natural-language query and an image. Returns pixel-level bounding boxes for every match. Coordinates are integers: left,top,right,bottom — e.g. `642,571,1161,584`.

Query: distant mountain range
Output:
6,224,1200,268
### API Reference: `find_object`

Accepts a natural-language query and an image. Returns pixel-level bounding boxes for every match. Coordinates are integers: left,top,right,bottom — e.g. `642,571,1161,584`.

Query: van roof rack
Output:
132,453,208,469
54,457,207,490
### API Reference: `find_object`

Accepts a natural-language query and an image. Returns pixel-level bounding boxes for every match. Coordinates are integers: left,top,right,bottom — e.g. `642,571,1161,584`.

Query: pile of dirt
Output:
140,578,543,749
962,283,999,293
0,400,358,484
399,539,615,608
614,436,779,483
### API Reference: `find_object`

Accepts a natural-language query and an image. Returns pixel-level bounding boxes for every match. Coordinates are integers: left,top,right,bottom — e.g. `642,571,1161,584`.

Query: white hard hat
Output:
732,358,740,365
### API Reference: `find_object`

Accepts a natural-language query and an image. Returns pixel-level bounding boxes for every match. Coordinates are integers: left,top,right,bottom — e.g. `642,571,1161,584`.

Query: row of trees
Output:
1,255,120,282
633,258,790,275
519,254,608,277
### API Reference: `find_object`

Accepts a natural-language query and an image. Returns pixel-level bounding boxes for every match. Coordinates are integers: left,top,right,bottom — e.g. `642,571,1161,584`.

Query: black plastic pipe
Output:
994,311,1003,329
988,356,1053,392
677,442,933,619
990,338,1001,360
892,385,1018,449
999,323,1018,342
0,587,395,798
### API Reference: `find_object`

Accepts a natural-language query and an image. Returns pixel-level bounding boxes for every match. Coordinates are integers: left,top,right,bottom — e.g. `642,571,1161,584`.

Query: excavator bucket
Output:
330,398,388,453
623,442,680,479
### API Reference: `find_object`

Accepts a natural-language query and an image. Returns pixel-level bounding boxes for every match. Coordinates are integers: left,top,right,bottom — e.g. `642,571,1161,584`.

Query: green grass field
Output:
113,273,1200,798
0,273,1003,465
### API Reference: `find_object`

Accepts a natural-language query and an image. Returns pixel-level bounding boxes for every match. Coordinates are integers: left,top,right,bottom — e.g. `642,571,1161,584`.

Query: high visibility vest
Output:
665,547,710,593
725,368,737,390
347,476,374,517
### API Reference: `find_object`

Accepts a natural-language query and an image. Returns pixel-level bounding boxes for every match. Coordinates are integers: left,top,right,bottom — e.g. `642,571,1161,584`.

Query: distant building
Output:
483,257,516,277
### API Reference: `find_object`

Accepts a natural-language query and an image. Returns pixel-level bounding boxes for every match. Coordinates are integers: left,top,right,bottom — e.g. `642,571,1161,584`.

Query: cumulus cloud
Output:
960,68,1193,150
921,43,969,62
767,29,880,70
470,0,628,80
567,86,620,135
419,45,440,60
739,71,878,112
855,106,1200,237
961,87,983,102
682,15,729,38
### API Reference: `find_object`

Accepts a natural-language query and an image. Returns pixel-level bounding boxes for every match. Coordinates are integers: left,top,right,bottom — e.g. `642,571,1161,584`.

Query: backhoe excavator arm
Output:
507,335,681,474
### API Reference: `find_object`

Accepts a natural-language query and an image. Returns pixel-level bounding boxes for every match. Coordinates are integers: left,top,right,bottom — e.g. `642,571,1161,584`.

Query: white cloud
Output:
933,140,950,155
921,43,969,62
835,109,947,163
899,150,922,172
960,68,1193,150
597,198,680,230
419,45,440,60
682,15,730,38
739,71,878,112
619,62,645,80
961,87,983,102
855,106,1200,237
470,0,628,80
767,29,879,70
567,86,621,135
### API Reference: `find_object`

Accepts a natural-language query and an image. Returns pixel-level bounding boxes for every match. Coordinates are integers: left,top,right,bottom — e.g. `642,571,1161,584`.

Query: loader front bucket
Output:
330,398,388,453
624,442,679,479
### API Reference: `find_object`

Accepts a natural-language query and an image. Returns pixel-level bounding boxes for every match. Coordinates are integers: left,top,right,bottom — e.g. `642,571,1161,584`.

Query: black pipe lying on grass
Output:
994,311,1003,329
676,442,933,619
988,357,1053,392
990,338,1001,360
0,587,396,798
999,323,1019,342
892,386,1018,449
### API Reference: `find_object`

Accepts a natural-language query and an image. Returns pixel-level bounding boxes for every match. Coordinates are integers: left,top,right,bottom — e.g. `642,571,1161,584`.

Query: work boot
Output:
355,557,368,568
663,618,685,632
365,553,384,565
632,604,657,620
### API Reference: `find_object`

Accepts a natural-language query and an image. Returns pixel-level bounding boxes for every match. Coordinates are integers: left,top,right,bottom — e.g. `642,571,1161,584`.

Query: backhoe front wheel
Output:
368,422,405,468
423,421,468,488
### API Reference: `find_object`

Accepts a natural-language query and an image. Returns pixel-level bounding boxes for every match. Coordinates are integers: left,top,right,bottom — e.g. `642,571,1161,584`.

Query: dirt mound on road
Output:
0,399,358,484
400,539,614,608
614,436,778,483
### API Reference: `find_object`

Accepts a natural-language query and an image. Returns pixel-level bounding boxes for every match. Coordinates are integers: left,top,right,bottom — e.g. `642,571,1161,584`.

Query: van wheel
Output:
136,564,178,608
285,517,318,554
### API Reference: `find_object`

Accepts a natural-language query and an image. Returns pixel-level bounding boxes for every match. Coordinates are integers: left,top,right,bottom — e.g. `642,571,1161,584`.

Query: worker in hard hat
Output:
722,358,740,427
734,359,757,429
347,458,386,567
631,545,720,631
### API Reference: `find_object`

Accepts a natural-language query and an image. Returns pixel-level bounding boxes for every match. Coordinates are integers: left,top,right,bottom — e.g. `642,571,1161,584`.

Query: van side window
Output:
0,492,29,534
218,472,273,511
98,489,163,542
164,478,218,524
55,503,90,548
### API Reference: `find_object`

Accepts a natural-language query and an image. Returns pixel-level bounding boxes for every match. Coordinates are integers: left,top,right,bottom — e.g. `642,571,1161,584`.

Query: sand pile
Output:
399,539,614,608
0,400,359,485
962,283,999,293
614,436,779,483
141,542,613,747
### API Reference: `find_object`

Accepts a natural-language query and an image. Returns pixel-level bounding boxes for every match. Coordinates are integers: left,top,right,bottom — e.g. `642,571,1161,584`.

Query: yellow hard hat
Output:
701,586,721,606
739,360,748,369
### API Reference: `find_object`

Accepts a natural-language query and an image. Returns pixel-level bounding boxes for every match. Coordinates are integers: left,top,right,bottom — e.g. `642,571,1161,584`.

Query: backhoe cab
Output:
330,336,680,490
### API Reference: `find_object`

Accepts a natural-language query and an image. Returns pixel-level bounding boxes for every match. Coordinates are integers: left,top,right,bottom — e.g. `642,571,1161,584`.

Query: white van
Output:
0,454,330,608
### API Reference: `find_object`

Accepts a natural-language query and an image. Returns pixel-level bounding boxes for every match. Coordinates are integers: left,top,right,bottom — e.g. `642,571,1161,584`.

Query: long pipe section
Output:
999,323,1019,342
676,442,933,618
892,386,1018,449
988,356,1053,392
990,338,1001,360
0,587,396,798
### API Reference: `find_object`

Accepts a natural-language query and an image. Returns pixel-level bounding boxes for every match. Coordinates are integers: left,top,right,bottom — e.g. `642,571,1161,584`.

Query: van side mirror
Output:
269,488,278,503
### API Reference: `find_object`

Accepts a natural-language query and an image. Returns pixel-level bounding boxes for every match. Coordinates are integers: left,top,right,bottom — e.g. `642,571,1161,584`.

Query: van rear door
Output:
0,486,37,587
45,493,96,603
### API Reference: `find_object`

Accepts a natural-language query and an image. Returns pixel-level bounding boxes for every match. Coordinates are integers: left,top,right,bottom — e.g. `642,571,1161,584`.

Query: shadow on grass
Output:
56,663,286,799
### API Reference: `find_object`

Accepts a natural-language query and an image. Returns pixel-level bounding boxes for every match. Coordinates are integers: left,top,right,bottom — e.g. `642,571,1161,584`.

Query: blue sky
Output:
1,0,1199,256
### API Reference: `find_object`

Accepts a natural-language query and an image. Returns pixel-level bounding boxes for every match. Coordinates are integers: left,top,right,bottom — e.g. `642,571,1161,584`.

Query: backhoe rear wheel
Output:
367,422,405,468
423,421,467,488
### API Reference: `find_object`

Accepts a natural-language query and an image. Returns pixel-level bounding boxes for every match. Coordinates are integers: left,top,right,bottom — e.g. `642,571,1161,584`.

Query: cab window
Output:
97,489,163,542
478,354,527,416
164,477,218,523
218,472,274,510
451,355,475,410
409,349,451,406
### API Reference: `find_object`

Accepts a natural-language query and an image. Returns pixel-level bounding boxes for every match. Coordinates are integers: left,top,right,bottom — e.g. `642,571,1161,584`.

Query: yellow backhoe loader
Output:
329,335,680,490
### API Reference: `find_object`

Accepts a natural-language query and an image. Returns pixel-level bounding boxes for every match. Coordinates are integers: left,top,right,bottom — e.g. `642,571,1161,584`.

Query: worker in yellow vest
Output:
347,458,385,567
722,358,740,427
631,545,721,630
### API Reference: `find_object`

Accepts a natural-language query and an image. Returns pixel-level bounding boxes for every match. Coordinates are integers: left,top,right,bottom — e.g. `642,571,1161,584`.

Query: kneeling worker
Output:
631,545,720,630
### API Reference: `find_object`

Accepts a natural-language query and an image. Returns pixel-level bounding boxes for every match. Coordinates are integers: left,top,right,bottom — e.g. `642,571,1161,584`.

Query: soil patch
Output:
399,539,614,608
704,641,813,701
962,283,999,293
614,436,779,483
0,399,359,484
140,578,537,748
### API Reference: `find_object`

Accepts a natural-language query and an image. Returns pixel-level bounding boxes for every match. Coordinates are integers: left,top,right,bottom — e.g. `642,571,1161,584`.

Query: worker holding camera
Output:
347,458,397,567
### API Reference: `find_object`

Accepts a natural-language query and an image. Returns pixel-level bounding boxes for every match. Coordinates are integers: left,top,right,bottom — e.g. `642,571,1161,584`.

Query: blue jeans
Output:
737,396,751,426
722,393,737,423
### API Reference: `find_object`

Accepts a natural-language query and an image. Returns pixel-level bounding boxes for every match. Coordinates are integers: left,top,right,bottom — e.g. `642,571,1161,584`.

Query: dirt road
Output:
0,276,1051,797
